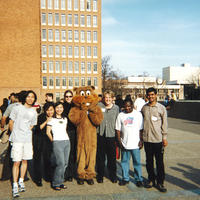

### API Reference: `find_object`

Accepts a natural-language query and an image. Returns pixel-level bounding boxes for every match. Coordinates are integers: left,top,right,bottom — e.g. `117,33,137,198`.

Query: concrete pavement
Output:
0,117,200,200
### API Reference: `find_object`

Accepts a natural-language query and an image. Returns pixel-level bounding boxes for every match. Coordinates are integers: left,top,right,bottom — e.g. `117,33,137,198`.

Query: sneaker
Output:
12,186,20,198
119,180,129,186
19,182,25,192
136,181,144,188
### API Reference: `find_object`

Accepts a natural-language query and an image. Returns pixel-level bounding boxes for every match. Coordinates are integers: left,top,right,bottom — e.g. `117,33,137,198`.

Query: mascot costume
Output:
68,86,103,185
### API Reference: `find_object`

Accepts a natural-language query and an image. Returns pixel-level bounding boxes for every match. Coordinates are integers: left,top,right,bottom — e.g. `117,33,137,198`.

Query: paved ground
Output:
0,117,200,200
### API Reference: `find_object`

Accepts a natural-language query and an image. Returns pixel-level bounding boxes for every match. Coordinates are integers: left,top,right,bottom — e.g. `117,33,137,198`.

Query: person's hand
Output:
162,139,168,147
138,140,143,149
46,117,52,123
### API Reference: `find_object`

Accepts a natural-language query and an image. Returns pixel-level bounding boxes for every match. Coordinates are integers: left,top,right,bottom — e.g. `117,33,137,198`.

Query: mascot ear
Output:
73,87,78,92
90,86,95,90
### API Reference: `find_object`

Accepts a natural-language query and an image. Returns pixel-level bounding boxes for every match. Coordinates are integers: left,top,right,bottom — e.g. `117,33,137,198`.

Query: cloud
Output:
102,16,119,26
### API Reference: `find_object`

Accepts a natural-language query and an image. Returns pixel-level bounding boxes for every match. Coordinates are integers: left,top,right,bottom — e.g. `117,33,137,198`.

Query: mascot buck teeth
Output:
68,86,103,185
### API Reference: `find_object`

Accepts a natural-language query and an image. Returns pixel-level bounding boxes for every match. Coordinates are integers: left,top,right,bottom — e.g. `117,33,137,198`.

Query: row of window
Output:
42,60,98,73
41,0,98,12
42,76,98,88
42,45,98,58
41,29,98,43
41,13,98,27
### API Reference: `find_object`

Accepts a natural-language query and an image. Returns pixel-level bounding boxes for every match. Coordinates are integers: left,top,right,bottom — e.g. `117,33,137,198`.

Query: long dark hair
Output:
43,102,54,115
22,90,37,106
54,101,65,118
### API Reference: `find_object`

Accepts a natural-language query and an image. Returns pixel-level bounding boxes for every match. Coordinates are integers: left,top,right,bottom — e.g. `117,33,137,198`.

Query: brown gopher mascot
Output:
68,86,103,185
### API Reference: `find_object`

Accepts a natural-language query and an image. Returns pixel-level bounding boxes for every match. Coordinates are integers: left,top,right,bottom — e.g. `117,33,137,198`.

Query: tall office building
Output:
0,0,102,103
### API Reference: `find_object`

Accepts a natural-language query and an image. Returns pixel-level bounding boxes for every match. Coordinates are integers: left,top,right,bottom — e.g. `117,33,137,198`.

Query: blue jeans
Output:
52,140,70,187
121,149,143,182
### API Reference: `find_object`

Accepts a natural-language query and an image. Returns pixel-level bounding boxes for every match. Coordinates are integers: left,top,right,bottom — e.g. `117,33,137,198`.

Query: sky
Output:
102,0,200,78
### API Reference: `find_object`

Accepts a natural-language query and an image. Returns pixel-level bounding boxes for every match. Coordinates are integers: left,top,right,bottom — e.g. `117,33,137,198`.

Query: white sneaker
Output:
19,182,26,192
12,186,20,198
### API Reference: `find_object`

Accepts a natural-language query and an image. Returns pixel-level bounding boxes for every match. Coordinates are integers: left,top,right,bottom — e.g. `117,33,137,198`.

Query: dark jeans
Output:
64,129,77,179
96,135,117,180
144,142,165,184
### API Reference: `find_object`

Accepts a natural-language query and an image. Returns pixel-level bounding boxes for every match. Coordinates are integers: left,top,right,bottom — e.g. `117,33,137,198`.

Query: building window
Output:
68,14,72,26
41,13,46,25
93,46,97,58
62,77,67,88
68,30,72,42
68,46,72,57
55,61,60,73
48,45,53,57
81,77,85,86
74,30,79,42
48,13,53,25
42,76,47,88
68,61,73,73
61,30,66,42
74,77,79,87
87,31,91,42
80,0,85,10
62,46,66,58
87,77,91,86
93,31,97,43
68,77,73,87
48,0,53,9
81,31,85,42
61,0,66,9
49,61,54,73
42,45,47,57
93,0,97,11
49,77,54,88
56,77,60,88
80,15,85,27
94,77,98,87
41,29,47,41
55,29,60,42
81,62,85,73
55,13,59,26
93,62,97,73
74,14,78,26
74,46,79,58
74,0,78,10
56,92,60,101
54,0,59,9
68,0,72,10
42,61,47,73
61,14,66,26
87,62,91,74
41,0,46,9
93,15,97,27
55,45,60,57
87,0,91,10
75,61,79,73
62,61,66,72
87,15,91,27
87,46,91,57
81,46,85,58
48,29,53,41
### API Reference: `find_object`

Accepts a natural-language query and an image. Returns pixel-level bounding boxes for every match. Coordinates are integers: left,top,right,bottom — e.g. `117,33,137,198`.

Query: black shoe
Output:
35,181,43,187
119,180,129,186
97,177,103,183
111,177,118,183
77,178,84,185
144,180,155,188
157,183,167,193
136,181,143,188
86,179,94,185
65,177,73,182
60,184,67,189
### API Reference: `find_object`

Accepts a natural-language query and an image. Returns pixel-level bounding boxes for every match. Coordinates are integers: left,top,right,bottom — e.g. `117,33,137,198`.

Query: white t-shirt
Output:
134,98,146,112
115,109,143,149
10,104,37,143
47,117,69,141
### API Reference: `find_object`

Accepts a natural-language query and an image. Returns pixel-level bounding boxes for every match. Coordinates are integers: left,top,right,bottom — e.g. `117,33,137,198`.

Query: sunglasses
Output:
65,96,73,98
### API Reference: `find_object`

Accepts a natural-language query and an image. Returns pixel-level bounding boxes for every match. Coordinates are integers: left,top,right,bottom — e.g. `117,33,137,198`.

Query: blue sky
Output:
102,0,200,78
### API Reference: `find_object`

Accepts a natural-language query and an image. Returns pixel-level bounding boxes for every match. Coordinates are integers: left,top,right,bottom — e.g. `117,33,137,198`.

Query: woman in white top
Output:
47,102,70,191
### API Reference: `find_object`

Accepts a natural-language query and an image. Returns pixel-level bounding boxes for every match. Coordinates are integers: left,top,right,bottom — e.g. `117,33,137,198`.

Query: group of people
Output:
0,87,168,198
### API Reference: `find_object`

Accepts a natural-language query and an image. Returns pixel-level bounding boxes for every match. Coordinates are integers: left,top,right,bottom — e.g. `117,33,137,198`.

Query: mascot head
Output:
72,86,99,110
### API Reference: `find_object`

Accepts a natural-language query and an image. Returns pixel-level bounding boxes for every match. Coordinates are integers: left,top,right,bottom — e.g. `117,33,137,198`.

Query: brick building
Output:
0,0,102,104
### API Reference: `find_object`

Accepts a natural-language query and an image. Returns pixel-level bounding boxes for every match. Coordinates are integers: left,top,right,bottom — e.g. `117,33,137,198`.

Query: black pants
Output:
96,135,116,180
144,142,165,184
64,129,77,179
